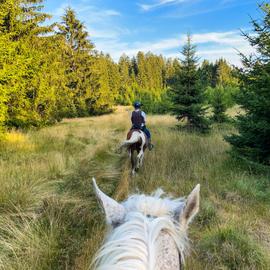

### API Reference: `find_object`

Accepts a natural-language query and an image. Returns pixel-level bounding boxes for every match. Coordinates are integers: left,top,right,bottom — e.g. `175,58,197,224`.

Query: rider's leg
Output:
143,127,153,150
144,128,151,139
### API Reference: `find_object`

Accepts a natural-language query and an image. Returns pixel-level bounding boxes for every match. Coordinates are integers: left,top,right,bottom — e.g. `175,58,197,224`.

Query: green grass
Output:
196,199,219,228
198,227,268,270
0,107,269,269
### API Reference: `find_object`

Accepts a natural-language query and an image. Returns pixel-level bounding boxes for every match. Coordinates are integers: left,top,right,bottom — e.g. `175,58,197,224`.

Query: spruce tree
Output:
226,3,270,164
0,0,63,128
118,54,133,105
170,34,209,131
137,51,148,90
0,0,52,39
197,60,216,89
215,58,238,87
59,8,100,116
207,86,228,123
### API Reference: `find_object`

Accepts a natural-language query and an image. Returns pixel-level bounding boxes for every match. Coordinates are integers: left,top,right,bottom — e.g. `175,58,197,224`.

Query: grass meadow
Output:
0,107,269,269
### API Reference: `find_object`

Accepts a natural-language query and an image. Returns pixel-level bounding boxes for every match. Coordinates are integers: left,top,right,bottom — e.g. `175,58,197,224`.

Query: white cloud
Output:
51,2,123,41
94,30,254,66
88,26,131,39
139,0,187,11
53,3,69,17
53,3,120,21
51,3,254,66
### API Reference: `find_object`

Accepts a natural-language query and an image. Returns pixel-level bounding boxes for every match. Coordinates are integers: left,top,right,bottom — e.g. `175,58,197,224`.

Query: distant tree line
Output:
0,0,239,131
1,0,269,165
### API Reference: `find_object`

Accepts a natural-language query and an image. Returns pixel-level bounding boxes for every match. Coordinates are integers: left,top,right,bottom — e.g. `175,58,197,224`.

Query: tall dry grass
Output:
128,115,270,270
0,107,269,269
0,107,130,269
78,113,270,270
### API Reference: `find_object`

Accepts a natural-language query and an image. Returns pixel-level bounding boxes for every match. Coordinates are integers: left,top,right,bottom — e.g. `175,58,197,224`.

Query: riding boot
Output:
148,139,154,151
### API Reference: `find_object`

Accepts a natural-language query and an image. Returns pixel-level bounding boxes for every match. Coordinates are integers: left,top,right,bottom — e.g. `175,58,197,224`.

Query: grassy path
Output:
0,108,269,269
0,108,129,269
81,113,270,269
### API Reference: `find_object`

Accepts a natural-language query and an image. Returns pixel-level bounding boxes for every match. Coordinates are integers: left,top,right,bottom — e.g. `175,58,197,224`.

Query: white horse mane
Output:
91,190,189,270
123,189,185,217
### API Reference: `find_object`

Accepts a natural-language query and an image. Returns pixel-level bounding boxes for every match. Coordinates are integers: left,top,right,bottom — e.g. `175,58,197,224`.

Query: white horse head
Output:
91,178,200,270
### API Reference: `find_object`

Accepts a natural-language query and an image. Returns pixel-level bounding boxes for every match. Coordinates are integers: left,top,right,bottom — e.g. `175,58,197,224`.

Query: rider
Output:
131,101,154,150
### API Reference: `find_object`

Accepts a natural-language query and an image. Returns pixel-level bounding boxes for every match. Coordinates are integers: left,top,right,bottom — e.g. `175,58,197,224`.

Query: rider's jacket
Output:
131,110,145,129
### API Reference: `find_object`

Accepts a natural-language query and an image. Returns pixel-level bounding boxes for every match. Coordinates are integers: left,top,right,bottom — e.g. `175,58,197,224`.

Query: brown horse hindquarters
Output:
127,129,147,174
130,139,142,153
127,129,148,152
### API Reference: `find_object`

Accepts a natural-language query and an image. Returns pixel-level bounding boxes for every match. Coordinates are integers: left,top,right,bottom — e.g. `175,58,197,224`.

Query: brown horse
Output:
120,129,148,175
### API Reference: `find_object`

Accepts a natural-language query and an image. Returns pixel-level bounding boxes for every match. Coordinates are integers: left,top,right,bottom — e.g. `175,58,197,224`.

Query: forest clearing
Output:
0,107,269,269
1,0,270,269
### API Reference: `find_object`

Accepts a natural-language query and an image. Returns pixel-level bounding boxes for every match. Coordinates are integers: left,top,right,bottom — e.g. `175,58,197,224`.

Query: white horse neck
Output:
92,212,188,270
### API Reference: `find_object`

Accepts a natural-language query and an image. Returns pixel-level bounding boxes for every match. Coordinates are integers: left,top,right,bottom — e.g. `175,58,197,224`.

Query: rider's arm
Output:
141,111,146,125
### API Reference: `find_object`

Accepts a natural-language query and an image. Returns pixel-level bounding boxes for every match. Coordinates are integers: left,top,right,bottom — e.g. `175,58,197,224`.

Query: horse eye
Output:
146,214,157,219
112,221,123,228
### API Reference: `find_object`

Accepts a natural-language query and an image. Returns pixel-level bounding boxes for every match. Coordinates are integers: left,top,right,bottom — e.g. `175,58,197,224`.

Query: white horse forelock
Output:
92,190,189,270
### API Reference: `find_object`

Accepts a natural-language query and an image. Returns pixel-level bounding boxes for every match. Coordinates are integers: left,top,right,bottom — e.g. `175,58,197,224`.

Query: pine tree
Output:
207,86,228,123
137,51,148,90
226,3,270,164
216,58,238,87
0,0,52,39
170,34,209,131
0,0,62,128
197,60,216,89
59,7,100,116
118,54,134,105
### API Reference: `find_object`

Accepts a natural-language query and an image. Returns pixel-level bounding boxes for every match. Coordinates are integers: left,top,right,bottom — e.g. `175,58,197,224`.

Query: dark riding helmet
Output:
133,101,141,109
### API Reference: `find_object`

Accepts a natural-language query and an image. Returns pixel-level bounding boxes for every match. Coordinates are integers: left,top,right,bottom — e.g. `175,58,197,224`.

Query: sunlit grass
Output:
0,108,129,269
3,131,35,152
0,106,269,269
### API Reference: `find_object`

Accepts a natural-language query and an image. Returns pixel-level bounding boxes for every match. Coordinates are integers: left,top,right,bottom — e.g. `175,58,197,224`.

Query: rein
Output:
179,252,184,270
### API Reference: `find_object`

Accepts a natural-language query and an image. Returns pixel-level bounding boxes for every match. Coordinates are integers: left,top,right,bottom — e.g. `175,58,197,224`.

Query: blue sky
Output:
44,0,259,65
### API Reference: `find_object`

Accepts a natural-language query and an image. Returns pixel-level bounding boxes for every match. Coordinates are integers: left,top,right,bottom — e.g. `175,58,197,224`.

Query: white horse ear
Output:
180,184,200,227
92,178,126,226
